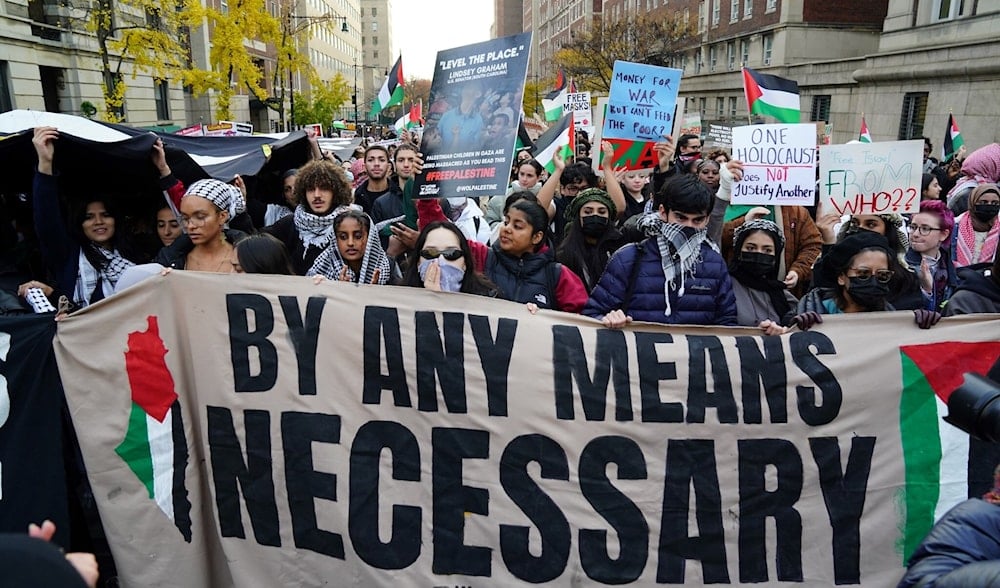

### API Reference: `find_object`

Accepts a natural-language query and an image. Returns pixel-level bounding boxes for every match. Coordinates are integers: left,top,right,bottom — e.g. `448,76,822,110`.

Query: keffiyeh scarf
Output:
293,205,348,254
74,245,134,307
636,213,715,317
306,213,391,285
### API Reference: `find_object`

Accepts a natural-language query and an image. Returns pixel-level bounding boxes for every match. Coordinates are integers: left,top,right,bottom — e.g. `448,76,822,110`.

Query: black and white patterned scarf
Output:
636,213,715,317
74,245,134,306
293,205,349,253
306,212,391,285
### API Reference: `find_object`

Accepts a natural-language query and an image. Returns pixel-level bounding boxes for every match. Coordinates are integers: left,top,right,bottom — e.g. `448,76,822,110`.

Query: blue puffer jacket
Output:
898,499,1000,587
584,238,737,325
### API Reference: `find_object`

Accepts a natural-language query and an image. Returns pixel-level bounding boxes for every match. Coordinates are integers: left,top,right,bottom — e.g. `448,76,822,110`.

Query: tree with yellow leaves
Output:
292,73,351,127
552,13,696,94
63,0,191,121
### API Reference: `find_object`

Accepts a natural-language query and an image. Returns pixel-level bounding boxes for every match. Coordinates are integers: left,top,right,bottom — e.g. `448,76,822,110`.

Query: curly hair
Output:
294,160,352,214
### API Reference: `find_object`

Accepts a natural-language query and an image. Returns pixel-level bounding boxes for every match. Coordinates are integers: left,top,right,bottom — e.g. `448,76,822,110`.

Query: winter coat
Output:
262,215,327,275
943,266,1000,315
584,238,738,325
898,499,1000,588
905,248,959,311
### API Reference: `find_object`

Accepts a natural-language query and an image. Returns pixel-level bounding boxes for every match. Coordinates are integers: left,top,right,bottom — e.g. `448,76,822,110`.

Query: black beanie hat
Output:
820,231,892,283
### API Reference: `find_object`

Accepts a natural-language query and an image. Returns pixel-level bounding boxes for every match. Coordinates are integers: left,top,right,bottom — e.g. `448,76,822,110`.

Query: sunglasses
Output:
420,247,463,261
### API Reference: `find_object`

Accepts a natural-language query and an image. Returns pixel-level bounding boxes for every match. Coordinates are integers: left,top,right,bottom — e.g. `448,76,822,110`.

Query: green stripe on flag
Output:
899,353,942,562
750,101,800,124
116,402,155,498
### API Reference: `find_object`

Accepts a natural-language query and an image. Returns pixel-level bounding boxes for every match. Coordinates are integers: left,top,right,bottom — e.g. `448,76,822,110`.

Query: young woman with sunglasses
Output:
792,232,940,330
398,222,498,296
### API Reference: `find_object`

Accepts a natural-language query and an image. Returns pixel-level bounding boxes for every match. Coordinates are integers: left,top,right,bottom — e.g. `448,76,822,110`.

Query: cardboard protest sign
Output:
204,121,253,137
52,271,1000,586
414,32,532,198
819,140,923,215
594,97,658,172
603,61,682,143
680,111,702,137
732,124,818,206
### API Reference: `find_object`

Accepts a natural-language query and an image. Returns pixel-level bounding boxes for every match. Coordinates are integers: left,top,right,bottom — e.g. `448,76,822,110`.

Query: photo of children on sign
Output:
414,32,532,198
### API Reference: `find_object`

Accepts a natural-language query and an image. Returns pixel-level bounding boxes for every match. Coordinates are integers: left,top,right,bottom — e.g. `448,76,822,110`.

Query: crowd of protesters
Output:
4,120,1000,587
9,125,1000,332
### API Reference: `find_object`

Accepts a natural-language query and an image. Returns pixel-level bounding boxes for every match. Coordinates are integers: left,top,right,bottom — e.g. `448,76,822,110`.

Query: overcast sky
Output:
392,0,495,80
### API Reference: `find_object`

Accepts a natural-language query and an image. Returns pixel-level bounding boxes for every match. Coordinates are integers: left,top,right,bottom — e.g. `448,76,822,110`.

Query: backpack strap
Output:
621,240,645,315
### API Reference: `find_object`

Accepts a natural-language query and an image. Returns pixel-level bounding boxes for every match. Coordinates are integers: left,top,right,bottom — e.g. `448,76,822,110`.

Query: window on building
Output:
695,49,703,73
766,0,776,12
373,50,379,59
810,95,831,122
699,1,706,31
709,45,717,71
371,22,377,31
730,0,739,22
933,0,962,21
898,92,928,140
745,0,753,17
373,36,377,45
729,96,738,119
220,0,228,14
727,42,735,69
0,61,12,113
762,34,773,65
154,79,170,120
712,0,720,25
372,7,376,16
39,66,63,113
716,97,725,118
699,97,707,117
740,38,749,65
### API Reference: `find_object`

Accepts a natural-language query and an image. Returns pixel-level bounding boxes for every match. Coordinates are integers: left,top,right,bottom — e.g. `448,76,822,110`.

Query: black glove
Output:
913,309,941,329
792,311,823,331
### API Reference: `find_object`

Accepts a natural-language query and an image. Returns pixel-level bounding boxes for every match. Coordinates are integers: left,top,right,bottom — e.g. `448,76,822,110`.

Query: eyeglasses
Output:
848,268,894,283
420,247,463,261
180,212,214,227
908,225,943,236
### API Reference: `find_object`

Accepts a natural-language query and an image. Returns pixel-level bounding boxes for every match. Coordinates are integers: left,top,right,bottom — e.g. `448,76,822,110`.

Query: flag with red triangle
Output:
942,113,964,163
859,117,872,143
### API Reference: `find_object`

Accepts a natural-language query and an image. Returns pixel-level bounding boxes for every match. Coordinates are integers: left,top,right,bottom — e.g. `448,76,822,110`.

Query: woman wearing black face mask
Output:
792,232,941,330
557,188,625,293
728,220,798,335
953,183,999,268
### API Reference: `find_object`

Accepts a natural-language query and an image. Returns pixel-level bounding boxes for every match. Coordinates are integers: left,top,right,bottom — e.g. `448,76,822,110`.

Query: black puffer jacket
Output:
154,229,247,269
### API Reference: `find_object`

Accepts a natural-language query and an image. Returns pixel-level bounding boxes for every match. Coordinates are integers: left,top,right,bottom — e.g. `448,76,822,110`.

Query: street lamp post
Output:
284,12,350,132
353,60,359,128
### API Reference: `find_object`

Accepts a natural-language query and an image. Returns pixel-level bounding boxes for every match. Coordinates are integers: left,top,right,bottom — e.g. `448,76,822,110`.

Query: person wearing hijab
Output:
263,160,353,275
306,209,391,284
728,219,798,334
952,183,1000,269
30,126,145,308
793,231,940,330
556,187,625,293
155,179,248,271
945,143,1000,216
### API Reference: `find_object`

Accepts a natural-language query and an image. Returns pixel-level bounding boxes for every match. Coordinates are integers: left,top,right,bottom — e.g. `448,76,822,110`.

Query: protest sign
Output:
0,316,70,547
603,61,682,143
680,111,702,137
706,123,733,146
819,140,923,215
304,123,323,138
594,97,659,172
732,124,817,206
204,121,254,137
414,32,532,198
176,123,205,137
52,271,1000,587
565,91,592,131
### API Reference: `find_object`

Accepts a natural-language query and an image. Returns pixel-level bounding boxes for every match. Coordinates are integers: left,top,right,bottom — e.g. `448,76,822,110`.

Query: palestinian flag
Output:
742,67,800,123
531,112,574,174
393,102,423,133
859,117,872,143
332,120,347,130
514,117,533,152
370,55,405,119
942,113,964,163
568,78,578,93
115,316,192,542
897,341,1000,561
542,69,568,122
